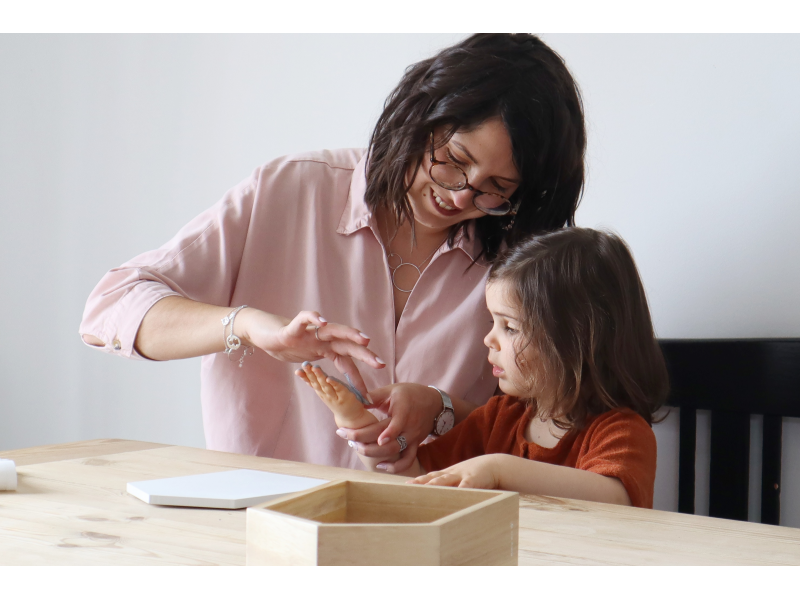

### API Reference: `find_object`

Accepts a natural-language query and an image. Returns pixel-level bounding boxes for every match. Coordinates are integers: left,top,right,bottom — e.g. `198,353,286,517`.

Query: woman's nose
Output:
451,188,475,210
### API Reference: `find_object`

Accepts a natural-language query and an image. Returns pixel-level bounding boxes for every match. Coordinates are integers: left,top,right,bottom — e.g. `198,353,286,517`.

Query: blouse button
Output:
112,339,122,351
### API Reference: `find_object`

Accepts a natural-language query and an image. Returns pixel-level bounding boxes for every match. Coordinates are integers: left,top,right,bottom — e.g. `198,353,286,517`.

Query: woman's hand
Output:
132,298,384,396
238,308,385,396
334,383,443,473
408,455,501,489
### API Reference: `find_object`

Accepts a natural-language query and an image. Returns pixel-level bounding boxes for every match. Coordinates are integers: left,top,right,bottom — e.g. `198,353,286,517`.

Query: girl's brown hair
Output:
488,228,669,429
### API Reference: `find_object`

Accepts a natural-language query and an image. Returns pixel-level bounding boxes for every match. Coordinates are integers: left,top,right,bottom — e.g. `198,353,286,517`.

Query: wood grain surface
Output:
1,440,799,565
0,439,167,466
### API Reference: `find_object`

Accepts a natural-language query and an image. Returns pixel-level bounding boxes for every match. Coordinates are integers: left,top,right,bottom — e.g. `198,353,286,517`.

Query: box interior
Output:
265,480,496,524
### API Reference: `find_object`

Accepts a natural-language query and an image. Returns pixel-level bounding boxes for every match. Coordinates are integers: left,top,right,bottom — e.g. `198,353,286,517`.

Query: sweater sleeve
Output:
416,395,507,473
575,411,658,509
78,170,259,360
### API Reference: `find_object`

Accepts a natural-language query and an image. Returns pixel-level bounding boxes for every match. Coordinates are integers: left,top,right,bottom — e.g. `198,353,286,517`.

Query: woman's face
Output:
405,117,521,236
483,280,550,399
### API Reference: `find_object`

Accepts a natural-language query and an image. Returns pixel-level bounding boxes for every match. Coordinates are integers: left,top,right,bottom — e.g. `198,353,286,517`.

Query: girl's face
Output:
405,117,521,235
483,280,549,399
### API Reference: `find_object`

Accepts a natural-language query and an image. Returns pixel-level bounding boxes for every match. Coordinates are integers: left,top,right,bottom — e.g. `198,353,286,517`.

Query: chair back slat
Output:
659,338,800,525
677,407,696,515
708,410,750,521
761,415,782,525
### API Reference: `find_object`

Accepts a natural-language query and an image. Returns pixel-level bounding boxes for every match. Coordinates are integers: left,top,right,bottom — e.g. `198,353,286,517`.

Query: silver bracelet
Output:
222,305,253,368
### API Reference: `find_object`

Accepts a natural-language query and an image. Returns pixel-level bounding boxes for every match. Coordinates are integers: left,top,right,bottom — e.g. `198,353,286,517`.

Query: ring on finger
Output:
397,435,407,452
315,326,322,341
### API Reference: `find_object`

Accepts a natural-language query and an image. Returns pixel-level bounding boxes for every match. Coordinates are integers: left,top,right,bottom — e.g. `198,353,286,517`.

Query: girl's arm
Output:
411,454,632,506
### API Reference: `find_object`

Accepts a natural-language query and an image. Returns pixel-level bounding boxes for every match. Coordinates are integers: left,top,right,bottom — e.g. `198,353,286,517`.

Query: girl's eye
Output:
504,325,518,334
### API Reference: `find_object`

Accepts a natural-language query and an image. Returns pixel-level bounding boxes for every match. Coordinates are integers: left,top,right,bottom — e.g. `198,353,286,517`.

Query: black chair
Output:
659,338,800,525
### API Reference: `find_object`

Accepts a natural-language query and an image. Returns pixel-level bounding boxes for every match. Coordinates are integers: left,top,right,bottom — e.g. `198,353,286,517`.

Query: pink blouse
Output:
80,149,496,470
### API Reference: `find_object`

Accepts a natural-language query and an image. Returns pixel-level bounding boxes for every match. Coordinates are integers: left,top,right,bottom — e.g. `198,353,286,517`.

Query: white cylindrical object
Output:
0,458,17,491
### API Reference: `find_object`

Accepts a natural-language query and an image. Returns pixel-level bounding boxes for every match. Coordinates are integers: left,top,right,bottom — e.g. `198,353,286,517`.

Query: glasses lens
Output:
430,163,467,191
474,194,511,216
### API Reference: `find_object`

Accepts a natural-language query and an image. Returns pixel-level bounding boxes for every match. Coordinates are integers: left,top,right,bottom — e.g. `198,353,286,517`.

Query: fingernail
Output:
365,393,374,405
359,332,370,339
377,437,386,446
318,317,327,323
301,361,311,368
376,463,388,471
375,357,386,365
335,429,346,439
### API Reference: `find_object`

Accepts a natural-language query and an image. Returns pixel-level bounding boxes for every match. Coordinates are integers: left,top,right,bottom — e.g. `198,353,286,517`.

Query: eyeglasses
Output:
428,132,520,217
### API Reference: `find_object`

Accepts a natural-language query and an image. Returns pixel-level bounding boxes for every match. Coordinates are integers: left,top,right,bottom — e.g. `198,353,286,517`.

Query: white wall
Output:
1,34,798,525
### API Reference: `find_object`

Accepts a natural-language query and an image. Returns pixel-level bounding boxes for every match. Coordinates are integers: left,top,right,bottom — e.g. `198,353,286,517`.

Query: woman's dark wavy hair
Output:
365,33,587,262
488,228,669,429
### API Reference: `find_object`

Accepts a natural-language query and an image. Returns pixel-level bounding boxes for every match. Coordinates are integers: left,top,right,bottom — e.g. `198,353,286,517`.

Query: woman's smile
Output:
430,187,462,215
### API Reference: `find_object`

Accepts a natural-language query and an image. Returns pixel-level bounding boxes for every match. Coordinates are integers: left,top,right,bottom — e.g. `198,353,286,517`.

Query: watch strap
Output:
428,385,453,411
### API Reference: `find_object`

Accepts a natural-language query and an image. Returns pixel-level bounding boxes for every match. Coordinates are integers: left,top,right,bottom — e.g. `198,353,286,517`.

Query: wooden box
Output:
246,480,519,566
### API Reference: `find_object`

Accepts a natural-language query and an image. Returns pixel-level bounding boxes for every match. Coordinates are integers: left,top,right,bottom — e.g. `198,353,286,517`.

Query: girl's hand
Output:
334,383,443,473
238,308,385,396
408,455,501,489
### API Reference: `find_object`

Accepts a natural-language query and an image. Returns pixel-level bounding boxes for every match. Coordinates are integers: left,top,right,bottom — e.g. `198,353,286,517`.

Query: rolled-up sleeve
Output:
79,171,258,359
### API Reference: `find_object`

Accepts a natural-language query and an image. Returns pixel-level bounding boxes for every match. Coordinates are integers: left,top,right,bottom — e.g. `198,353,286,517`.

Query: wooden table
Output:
2,439,799,565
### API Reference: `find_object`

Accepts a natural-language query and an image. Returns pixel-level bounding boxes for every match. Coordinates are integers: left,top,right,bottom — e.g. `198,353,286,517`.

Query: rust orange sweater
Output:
416,395,657,509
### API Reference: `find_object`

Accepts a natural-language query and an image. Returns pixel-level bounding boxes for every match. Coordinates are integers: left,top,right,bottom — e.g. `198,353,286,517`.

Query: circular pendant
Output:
226,334,242,351
391,262,422,293
386,252,402,270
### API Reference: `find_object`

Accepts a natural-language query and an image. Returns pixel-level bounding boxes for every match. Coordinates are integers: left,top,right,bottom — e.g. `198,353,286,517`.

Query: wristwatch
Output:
429,385,455,436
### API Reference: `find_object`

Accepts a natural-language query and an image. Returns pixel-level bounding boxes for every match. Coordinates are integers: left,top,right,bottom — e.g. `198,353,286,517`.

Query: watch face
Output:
435,411,455,435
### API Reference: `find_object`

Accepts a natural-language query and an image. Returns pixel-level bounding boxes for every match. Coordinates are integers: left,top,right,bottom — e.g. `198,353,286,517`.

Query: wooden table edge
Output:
0,438,171,466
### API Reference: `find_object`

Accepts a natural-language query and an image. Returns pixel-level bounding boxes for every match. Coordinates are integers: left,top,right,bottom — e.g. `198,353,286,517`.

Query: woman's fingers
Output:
328,339,384,371
284,311,328,337
347,439,404,460
349,435,409,458
291,313,372,352
364,385,392,410
314,322,373,347
377,400,411,446
336,419,389,444
328,354,371,397
376,444,419,474
273,311,386,374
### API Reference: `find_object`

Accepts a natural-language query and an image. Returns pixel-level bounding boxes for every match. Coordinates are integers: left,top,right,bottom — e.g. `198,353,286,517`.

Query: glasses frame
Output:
428,132,521,217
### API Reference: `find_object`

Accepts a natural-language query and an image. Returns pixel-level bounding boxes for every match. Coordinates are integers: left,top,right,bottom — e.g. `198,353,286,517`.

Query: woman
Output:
80,33,586,471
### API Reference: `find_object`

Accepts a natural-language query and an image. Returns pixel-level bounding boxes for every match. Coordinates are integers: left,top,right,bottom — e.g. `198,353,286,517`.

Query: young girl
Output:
297,227,669,508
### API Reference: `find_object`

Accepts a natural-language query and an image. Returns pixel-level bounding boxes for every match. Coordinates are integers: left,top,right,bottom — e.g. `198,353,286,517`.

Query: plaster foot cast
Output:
296,362,378,430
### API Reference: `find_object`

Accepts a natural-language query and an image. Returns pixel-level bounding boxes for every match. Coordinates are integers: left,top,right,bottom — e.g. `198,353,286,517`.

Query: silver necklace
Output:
387,242,444,294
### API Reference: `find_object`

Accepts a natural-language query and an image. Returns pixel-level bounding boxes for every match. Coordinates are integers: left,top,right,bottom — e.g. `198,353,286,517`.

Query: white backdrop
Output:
1,34,798,525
